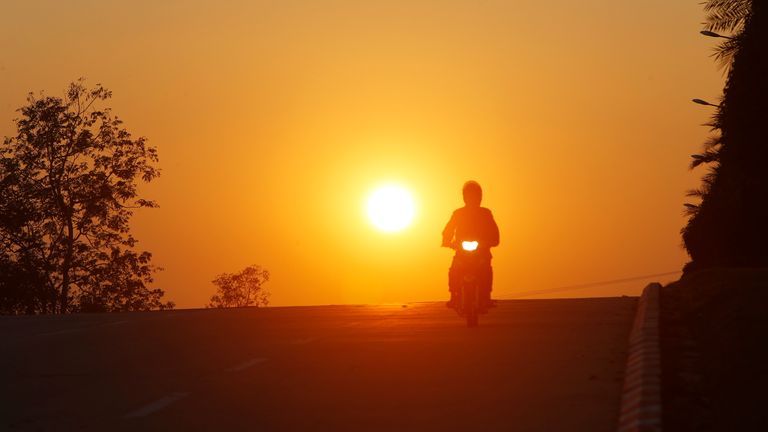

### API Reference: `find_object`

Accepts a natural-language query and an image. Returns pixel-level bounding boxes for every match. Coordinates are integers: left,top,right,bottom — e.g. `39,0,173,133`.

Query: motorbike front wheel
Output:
464,283,479,328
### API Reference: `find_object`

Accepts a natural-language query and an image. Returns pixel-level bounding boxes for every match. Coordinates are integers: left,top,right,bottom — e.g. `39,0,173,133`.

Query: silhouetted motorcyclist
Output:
442,181,500,309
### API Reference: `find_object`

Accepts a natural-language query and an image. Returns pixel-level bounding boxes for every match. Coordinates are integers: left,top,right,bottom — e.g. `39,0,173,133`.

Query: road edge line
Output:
617,282,662,432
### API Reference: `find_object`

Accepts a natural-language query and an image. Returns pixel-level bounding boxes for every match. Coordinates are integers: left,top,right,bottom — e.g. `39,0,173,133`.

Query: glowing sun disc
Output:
366,185,415,232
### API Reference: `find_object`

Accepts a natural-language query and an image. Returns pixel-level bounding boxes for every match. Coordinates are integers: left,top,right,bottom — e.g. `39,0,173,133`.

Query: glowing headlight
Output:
461,241,479,251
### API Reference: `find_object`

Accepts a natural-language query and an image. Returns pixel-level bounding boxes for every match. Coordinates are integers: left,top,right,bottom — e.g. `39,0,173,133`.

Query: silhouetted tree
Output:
0,254,49,315
207,265,270,308
0,80,173,314
683,0,768,271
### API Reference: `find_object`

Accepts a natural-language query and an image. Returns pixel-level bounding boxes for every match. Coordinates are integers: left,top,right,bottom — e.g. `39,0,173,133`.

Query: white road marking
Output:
226,357,268,372
124,392,189,419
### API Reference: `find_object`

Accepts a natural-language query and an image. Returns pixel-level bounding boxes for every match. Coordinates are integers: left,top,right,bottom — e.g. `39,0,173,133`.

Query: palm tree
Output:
704,0,752,68
682,0,768,271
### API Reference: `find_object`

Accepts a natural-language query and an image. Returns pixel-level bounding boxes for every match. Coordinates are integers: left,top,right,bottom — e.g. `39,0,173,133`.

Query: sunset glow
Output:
0,1,723,307
366,185,415,232
2,0,758,426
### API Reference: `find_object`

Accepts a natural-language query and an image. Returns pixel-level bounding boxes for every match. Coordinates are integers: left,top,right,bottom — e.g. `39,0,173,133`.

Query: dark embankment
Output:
661,268,768,431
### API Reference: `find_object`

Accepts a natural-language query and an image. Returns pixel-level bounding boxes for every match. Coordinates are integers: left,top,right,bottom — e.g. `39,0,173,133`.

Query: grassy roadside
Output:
661,268,768,431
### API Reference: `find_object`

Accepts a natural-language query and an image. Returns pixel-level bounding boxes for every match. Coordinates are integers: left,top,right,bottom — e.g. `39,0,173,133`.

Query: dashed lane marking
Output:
226,358,268,372
124,392,189,419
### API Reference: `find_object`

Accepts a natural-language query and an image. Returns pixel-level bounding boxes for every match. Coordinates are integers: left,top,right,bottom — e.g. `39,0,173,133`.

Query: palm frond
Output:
701,167,719,188
683,202,700,217
703,0,752,33
712,35,744,70
690,148,721,169
703,135,722,150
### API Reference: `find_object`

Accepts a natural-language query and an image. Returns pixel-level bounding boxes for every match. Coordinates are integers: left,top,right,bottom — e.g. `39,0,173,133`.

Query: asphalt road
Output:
1,297,637,431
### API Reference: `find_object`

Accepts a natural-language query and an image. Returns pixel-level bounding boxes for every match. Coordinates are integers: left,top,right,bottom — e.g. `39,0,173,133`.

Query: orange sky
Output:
1,1,724,307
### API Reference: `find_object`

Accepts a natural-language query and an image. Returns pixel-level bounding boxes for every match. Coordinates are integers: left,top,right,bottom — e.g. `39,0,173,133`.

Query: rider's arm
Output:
441,211,458,247
485,209,500,248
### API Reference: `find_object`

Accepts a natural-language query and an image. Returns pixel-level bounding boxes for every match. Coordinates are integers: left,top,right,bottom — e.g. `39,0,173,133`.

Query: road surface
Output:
1,297,636,431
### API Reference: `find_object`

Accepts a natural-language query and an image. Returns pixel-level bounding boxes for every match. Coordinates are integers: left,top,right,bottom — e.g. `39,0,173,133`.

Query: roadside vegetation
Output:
207,265,270,308
683,0,767,272
0,80,173,314
663,1,768,429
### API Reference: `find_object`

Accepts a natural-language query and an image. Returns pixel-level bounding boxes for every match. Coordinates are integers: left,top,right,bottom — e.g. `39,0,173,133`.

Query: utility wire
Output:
500,270,682,299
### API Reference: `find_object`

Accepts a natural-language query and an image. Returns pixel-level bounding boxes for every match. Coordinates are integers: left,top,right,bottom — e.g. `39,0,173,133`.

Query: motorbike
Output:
451,240,488,327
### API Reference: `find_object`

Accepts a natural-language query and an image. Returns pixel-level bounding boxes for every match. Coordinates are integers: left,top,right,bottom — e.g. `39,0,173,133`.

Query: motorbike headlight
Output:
461,241,479,251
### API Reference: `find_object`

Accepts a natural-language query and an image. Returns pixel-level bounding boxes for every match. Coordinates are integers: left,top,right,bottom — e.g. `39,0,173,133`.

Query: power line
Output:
500,270,682,299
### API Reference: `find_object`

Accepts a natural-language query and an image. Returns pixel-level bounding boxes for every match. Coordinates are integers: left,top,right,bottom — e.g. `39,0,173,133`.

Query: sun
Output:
366,184,415,232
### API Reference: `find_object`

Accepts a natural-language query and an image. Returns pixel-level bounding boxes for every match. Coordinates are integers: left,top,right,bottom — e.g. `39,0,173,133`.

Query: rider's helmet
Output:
462,181,482,207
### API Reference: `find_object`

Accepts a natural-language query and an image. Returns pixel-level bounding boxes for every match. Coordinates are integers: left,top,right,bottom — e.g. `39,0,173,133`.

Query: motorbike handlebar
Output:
442,240,480,251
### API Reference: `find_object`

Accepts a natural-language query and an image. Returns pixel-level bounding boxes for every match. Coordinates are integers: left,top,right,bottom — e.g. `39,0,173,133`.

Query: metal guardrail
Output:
617,282,662,432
